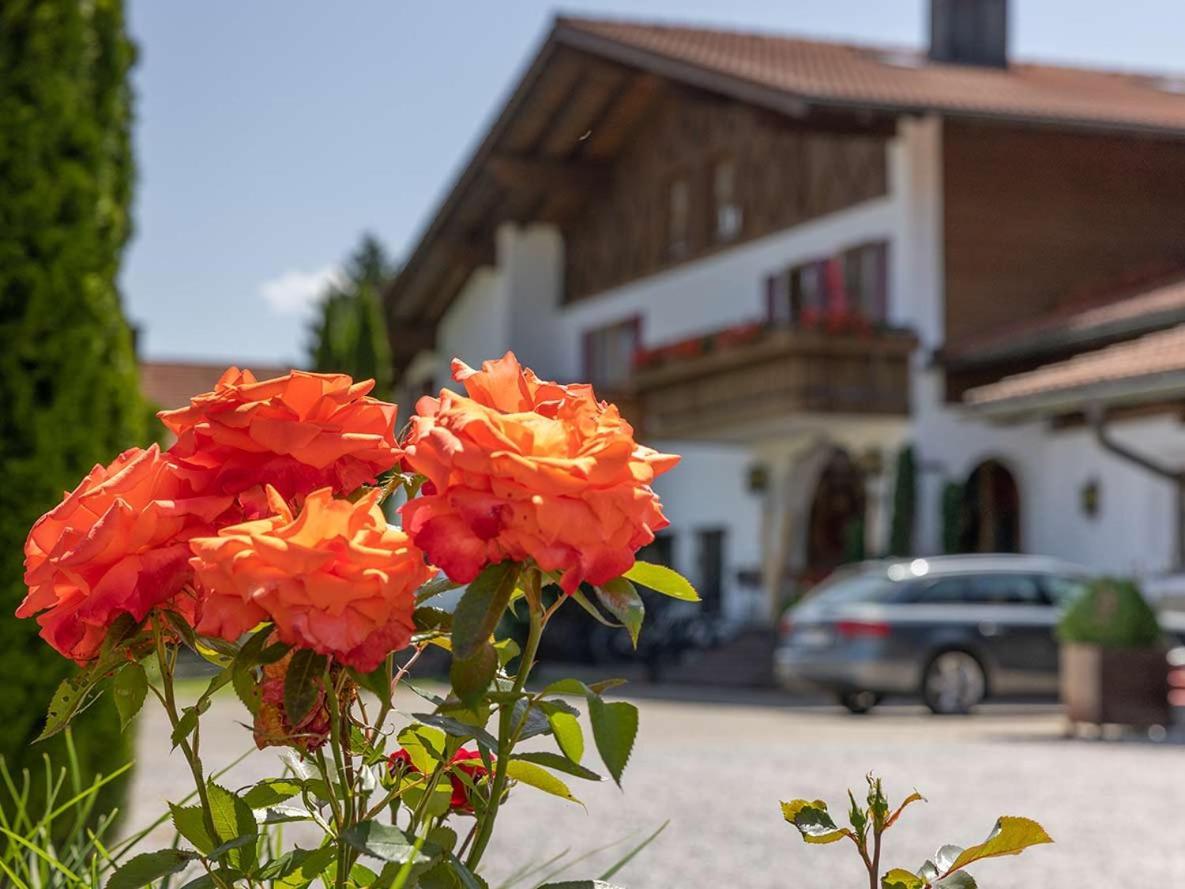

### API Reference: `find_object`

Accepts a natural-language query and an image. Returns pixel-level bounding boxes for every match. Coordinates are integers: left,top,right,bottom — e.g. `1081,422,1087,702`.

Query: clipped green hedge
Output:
888,445,916,557
0,0,144,819
1058,577,1162,649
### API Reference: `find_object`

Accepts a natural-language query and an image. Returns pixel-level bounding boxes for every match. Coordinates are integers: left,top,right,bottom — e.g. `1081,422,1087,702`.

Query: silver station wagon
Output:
774,555,1091,714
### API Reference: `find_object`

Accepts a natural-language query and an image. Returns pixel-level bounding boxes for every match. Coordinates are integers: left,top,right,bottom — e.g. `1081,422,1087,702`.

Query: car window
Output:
915,577,971,604
1043,575,1089,607
965,573,1047,605
810,574,900,605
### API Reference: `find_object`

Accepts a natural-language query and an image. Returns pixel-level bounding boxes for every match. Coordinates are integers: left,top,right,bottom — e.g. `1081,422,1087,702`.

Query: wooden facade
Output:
630,328,915,440
564,90,890,302
942,120,1185,345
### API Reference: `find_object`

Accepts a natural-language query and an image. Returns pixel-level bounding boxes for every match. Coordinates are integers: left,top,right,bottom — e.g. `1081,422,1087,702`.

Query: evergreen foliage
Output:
308,233,396,397
1058,577,1163,649
940,481,965,555
0,0,145,815
888,445,916,556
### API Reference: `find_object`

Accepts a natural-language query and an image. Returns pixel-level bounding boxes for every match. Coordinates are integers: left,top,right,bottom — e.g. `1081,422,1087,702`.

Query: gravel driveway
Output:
125,685,1185,887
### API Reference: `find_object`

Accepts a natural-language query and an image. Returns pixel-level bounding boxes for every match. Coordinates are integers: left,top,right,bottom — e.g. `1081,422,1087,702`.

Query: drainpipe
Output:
1089,404,1185,569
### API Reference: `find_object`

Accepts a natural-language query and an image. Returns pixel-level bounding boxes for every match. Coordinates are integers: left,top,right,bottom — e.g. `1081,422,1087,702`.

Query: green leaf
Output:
413,606,453,635
623,561,699,601
881,869,925,889
272,846,337,888
342,821,433,865
170,804,215,854
450,641,498,708
242,778,303,809
206,782,257,869
588,698,637,788
546,706,584,763
504,760,581,805
232,663,261,716
170,707,200,749
513,698,560,742
233,624,273,667
397,724,448,772
36,675,92,742
568,588,621,627
113,662,148,731
410,713,498,752
781,799,853,844
512,752,601,782
599,820,669,881
452,562,519,660
538,883,625,889
946,817,1052,874
493,637,521,668
416,574,464,606
106,849,196,889
595,578,645,648
932,874,977,889
283,649,327,725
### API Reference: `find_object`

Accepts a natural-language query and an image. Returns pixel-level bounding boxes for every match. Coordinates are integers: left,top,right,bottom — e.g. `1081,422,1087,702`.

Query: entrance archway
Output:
960,459,1021,553
805,448,867,579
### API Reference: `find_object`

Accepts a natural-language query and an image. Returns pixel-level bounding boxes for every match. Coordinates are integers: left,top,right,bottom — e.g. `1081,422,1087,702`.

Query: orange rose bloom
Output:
189,487,432,671
17,445,233,663
159,368,401,513
400,352,678,593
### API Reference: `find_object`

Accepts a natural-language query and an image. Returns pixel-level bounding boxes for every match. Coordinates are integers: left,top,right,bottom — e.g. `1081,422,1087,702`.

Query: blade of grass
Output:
598,821,668,881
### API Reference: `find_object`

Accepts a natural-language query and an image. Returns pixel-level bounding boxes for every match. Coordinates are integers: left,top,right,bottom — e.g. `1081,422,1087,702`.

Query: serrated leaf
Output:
886,791,925,829
623,561,699,601
242,778,303,809
781,799,853,844
452,562,519,659
113,662,148,732
512,751,601,781
273,846,337,888
397,724,448,772
569,588,621,627
416,574,464,606
284,649,327,725
588,697,637,788
206,782,257,869
511,699,556,742
881,869,925,889
410,714,499,752
170,804,214,854
450,641,497,708
946,817,1052,874
414,606,452,634
36,675,92,742
342,821,432,864
595,578,645,648
106,849,195,889
504,759,581,805
232,663,261,716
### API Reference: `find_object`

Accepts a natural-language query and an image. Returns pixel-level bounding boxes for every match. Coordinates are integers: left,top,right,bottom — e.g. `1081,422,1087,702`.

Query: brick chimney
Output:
929,0,1008,68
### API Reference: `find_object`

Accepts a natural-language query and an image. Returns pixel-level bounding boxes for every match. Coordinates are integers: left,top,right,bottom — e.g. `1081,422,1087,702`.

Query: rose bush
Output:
18,358,694,889
401,352,678,592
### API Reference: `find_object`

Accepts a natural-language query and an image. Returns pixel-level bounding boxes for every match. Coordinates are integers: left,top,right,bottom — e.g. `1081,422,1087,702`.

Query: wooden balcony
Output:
628,326,916,441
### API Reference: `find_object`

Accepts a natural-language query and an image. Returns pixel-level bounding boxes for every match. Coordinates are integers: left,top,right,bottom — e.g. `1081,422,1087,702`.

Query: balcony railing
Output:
626,321,916,440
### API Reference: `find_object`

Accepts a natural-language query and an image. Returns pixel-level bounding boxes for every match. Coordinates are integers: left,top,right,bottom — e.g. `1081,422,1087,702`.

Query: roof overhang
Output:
966,369,1185,424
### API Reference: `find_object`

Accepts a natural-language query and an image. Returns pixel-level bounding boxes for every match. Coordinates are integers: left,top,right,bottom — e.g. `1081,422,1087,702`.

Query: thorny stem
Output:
150,620,230,889
325,674,355,889
464,577,545,870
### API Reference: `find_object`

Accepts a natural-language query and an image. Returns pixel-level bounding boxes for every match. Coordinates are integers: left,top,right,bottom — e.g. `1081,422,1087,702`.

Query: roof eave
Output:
965,369,1185,423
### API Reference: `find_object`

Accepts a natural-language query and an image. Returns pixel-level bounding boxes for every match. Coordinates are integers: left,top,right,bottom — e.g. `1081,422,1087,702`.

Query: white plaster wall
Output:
436,265,508,388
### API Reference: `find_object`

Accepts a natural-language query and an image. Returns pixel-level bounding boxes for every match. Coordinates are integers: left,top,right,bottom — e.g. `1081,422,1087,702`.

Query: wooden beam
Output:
487,154,611,191
540,64,627,157
583,73,664,159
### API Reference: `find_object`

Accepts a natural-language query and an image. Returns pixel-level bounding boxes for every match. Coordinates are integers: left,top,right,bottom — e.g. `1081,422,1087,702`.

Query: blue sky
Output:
123,0,1185,366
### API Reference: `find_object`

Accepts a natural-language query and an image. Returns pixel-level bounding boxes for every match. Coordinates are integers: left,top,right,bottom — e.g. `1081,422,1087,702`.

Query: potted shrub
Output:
1058,577,1169,727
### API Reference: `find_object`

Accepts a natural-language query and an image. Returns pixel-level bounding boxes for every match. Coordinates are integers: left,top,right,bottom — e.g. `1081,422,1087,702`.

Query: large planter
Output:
1060,643,1169,727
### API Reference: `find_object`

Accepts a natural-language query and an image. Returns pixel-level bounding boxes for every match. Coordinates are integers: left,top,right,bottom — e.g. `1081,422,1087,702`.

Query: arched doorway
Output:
960,459,1021,553
805,449,867,579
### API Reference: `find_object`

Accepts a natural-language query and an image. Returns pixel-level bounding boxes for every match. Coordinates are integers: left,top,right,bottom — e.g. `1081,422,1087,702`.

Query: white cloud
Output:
258,265,344,315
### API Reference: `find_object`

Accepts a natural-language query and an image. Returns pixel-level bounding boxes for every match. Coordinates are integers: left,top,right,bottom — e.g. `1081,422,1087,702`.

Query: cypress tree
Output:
308,233,396,397
888,445,917,557
0,0,145,811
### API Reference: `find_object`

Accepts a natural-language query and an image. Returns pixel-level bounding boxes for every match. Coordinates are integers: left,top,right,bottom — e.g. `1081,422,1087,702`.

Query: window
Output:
913,573,1047,605
639,532,675,571
765,241,889,327
712,158,742,242
583,317,641,390
696,528,726,616
667,177,691,259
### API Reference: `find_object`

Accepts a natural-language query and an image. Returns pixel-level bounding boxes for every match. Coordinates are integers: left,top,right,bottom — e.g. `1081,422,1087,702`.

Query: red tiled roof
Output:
139,361,292,410
964,324,1185,408
558,17,1185,134
943,271,1185,365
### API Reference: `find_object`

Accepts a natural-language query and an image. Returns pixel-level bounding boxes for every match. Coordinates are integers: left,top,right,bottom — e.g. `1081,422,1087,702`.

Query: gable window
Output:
765,240,889,327
583,317,641,391
667,177,691,259
712,158,743,242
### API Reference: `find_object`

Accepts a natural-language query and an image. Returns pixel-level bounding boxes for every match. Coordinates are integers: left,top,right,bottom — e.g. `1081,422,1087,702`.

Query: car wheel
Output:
838,690,881,714
922,650,986,715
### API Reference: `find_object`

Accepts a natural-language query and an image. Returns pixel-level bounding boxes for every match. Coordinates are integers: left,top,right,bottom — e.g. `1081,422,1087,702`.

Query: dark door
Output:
696,529,725,616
